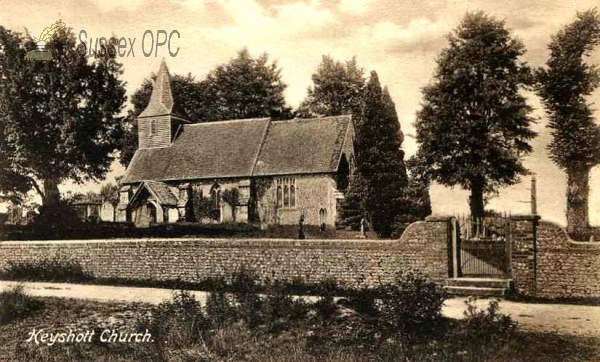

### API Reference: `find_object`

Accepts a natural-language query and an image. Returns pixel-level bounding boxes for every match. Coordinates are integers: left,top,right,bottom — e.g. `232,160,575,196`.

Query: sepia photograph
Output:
0,0,599,361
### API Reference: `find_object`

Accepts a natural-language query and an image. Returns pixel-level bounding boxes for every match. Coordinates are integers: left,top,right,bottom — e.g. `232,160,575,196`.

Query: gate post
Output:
505,219,512,278
451,217,459,278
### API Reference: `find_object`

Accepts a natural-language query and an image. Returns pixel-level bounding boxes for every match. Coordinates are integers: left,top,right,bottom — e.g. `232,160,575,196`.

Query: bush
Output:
454,297,517,362
0,285,44,325
31,201,81,230
260,280,310,333
137,289,209,360
377,270,446,357
325,270,447,360
0,257,93,282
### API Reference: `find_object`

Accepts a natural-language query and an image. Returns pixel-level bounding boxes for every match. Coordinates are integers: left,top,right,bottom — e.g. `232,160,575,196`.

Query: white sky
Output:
1,0,599,226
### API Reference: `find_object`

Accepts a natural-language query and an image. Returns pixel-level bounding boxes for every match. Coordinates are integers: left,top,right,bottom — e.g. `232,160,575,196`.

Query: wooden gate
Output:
455,215,511,278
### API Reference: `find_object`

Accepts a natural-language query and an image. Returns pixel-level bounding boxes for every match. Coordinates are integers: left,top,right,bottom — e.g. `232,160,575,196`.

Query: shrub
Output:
192,193,216,222
138,290,208,352
31,201,81,230
0,285,44,325
205,289,239,330
310,279,342,327
260,280,310,333
454,297,517,362
0,257,93,282
377,270,446,355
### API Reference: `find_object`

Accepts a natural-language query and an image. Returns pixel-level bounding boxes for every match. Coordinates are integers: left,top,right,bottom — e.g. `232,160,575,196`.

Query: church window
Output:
290,185,296,208
211,184,221,209
276,178,296,209
277,186,283,208
284,185,289,207
150,119,157,135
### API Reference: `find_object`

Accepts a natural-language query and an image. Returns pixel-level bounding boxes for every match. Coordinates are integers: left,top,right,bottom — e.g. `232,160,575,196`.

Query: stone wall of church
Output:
189,179,251,223
257,175,339,227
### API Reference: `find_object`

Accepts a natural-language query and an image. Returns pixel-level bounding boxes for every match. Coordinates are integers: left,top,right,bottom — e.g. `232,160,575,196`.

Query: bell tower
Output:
137,59,189,149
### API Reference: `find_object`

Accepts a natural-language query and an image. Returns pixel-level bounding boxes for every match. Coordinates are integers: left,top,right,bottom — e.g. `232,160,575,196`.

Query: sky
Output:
1,0,599,226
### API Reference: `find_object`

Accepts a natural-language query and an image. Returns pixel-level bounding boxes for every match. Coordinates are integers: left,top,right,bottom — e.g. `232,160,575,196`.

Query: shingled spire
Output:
137,60,189,149
140,59,175,118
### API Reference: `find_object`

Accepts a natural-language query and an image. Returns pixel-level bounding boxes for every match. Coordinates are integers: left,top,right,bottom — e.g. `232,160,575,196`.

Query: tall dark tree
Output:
411,12,536,219
298,55,365,117
354,71,408,237
119,49,291,166
536,9,600,238
339,171,367,230
0,26,126,207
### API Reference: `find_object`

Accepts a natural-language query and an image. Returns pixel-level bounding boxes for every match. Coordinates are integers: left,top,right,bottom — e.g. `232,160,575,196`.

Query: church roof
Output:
253,116,350,176
129,180,178,206
121,115,352,184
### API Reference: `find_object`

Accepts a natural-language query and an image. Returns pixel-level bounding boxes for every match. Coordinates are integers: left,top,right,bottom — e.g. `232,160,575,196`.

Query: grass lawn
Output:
1,295,599,362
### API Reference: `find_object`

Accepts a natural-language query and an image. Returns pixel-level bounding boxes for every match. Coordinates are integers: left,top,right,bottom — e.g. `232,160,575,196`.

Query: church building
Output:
117,60,356,227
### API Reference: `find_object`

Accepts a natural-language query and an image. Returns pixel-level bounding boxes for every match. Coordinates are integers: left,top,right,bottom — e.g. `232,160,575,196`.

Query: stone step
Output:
446,278,511,289
443,285,506,297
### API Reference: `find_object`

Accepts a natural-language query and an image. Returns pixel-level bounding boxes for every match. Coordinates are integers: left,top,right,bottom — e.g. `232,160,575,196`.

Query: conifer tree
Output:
354,71,408,237
536,9,600,238
339,171,367,230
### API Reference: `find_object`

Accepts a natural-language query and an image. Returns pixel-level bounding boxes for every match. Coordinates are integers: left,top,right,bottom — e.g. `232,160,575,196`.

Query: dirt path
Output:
2,281,599,336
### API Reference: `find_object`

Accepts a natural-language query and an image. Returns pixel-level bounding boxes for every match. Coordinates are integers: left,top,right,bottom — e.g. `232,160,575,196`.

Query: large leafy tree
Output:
536,9,600,238
411,12,536,219
353,72,408,237
0,26,126,207
202,48,291,121
119,48,291,166
297,55,365,117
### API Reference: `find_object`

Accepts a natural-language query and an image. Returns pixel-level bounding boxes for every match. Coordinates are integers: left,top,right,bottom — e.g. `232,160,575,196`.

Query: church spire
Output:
139,59,176,118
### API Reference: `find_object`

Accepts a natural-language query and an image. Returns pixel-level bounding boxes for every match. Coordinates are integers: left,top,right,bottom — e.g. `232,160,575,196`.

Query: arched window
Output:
277,186,283,208
150,119,157,135
284,185,289,207
211,184,221,209
290,185,296,208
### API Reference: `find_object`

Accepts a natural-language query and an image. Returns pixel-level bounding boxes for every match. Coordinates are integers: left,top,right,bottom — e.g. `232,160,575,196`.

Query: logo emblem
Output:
25,21,66,61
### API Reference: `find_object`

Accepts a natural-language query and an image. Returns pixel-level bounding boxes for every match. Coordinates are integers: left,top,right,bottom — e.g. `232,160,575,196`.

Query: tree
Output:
99,182,120,207
354,72,408,237
0,26,126,207
119,49,291,166
297,55,365,117
222,188,240,221
536,9,600,238
339,171,367,230
411,12,536,219
202,48,291,121
398,173,432,224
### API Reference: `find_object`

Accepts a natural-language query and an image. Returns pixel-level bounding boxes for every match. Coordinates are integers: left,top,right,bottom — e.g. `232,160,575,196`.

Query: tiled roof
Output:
122,118,271,183
144,181,178,206
253,116,350,176
121,116,352,184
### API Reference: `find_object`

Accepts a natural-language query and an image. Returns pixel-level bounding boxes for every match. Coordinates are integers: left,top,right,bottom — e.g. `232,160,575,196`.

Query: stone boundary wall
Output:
534,221,600,298
0,218,451,288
